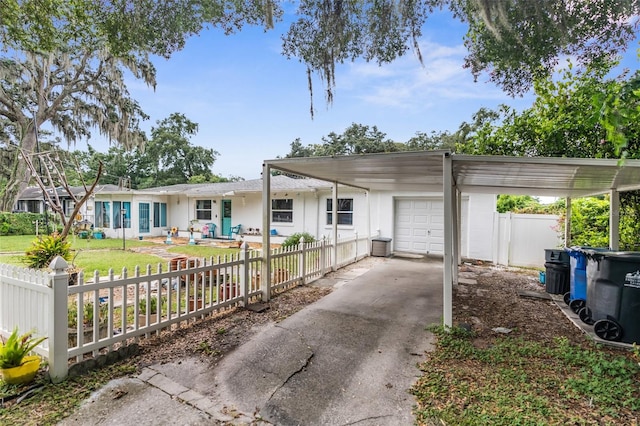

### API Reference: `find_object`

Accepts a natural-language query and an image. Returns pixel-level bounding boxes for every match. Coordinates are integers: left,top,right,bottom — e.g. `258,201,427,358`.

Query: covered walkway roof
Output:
262,151,640,327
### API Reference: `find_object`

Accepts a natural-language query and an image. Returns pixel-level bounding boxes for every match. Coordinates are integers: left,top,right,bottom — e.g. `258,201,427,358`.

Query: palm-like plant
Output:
0,327,47,369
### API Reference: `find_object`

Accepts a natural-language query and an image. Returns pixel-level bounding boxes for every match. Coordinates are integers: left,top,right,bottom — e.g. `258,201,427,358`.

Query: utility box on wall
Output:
371,237,392,257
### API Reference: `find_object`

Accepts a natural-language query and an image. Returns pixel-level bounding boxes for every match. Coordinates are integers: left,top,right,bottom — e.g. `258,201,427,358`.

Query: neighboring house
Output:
15,176,499,261
12,186,87,216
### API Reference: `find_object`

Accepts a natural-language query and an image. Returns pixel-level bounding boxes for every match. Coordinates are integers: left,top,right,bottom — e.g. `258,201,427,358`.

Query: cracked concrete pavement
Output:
58,256,442,425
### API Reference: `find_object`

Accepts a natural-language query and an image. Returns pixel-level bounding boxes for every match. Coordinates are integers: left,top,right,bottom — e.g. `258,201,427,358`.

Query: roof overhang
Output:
265,152,640,197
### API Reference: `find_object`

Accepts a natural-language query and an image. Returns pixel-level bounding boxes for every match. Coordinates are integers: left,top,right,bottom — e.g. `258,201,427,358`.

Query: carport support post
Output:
262,163,272,301
565,198,572,247
610,189,620,250
442,153,453,328
331,182,338,271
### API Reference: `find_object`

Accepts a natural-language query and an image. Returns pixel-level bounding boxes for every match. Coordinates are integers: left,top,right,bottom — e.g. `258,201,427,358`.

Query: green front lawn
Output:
167,244,241,259
0,234,155,253
1,235,168,276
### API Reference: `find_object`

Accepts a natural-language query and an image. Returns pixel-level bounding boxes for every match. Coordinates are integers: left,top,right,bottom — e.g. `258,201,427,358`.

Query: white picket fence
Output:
0,234,371,382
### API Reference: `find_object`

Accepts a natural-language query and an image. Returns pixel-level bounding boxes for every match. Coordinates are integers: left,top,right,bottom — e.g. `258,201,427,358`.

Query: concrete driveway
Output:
59,256,442,426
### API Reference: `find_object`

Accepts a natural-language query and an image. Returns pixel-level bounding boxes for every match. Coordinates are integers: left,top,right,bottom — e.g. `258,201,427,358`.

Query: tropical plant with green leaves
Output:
0,327,47,369
24,233,72,269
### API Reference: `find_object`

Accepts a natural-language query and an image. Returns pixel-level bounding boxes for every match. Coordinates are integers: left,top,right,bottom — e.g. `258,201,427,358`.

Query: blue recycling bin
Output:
565,247,608,313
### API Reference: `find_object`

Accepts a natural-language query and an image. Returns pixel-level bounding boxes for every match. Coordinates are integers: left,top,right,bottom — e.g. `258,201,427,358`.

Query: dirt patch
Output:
455,262,588,346
133,283,332,368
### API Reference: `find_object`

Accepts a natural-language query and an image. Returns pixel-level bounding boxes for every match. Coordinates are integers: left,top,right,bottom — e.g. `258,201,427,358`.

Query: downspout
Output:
262,164,271,301
442,152,453,328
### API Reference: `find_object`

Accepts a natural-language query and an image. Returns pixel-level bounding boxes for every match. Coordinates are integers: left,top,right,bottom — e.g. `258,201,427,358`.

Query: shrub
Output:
139,296,166,315
282,232,316,248
24,233,72,269
0,212,46,236
67,302,108,328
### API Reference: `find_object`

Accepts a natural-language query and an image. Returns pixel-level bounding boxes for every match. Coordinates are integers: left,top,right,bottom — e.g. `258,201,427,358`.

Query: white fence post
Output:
353,231,358,260
48,256,69,383
240,242,249,306
320,238,327,276
298,237,306,285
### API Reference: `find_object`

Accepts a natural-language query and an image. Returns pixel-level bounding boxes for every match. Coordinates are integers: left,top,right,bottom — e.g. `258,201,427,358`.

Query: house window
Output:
196,200,212,220
326,198,353,225
153,202,167,227
272,199,293,223
26,200,40,213
95,201,111,228
113,201,131,228
64,200,75,217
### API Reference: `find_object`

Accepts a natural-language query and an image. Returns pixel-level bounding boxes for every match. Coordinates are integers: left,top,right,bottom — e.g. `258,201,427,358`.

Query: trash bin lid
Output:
372,237,392,242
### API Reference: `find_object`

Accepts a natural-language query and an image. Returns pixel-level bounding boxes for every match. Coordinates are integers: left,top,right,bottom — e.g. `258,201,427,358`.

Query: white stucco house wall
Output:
16,176,499,261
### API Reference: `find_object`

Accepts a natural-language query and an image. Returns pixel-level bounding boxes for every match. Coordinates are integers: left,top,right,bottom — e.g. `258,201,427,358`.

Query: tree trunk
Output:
0,130,36,212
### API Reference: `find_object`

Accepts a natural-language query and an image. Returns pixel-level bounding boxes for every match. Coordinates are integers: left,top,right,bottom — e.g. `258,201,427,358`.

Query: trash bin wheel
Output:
578,307,594,325
569,298,586,314
563,292,571,305
593,319,622,341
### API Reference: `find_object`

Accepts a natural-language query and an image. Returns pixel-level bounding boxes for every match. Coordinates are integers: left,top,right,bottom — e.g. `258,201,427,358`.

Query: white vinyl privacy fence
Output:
493,213,562,268
0,235,370,382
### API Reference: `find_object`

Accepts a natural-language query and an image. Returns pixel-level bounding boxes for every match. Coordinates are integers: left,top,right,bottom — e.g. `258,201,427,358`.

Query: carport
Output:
261,151,640,327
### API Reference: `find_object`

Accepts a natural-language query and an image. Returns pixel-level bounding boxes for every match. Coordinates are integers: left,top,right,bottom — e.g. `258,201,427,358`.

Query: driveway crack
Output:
267,351,314,402
341,414,394,425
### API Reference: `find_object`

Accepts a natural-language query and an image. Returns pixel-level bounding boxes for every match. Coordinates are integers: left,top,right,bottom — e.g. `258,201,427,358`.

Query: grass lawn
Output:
166,244,241,259
0,234,155,253
412,326,640,425
1,235,168,276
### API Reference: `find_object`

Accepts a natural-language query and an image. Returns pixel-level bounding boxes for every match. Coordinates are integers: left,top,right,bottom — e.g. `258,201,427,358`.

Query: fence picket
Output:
1,233,371,380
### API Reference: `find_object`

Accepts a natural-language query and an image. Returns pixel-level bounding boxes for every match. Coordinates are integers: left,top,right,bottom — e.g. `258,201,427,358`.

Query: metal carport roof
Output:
264,151,640,197
262,151,640,328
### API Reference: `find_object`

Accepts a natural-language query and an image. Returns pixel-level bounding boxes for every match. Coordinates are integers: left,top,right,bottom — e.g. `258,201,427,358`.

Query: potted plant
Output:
67,302,109,347
93,228,105,239
0,327,47,385
138,296,164,326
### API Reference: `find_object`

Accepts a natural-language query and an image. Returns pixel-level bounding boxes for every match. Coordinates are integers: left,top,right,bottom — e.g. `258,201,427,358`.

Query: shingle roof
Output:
17,176,334,201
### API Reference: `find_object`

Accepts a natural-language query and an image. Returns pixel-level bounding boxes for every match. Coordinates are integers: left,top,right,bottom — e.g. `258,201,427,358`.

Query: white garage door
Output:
394,198,444,255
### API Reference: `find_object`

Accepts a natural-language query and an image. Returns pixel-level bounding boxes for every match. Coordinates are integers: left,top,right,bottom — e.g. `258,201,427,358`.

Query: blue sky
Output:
92,9,637,180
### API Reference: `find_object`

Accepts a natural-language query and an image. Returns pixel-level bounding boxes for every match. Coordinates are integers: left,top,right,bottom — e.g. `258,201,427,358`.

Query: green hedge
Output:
0,212,48,236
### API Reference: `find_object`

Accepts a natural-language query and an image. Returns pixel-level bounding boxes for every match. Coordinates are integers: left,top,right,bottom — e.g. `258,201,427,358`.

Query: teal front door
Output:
221,200,232,237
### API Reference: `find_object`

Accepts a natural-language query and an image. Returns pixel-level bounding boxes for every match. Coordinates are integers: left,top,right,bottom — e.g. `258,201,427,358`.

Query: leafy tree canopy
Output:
282,0,639,114
4,1,637,110
67,113,236,188
0,0,275,57
284,123,456,159
285,123,401,157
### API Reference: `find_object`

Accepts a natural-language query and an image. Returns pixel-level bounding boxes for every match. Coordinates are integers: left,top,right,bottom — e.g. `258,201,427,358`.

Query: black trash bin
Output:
544,249,570,295
580,251,640,337
609,271,640,343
